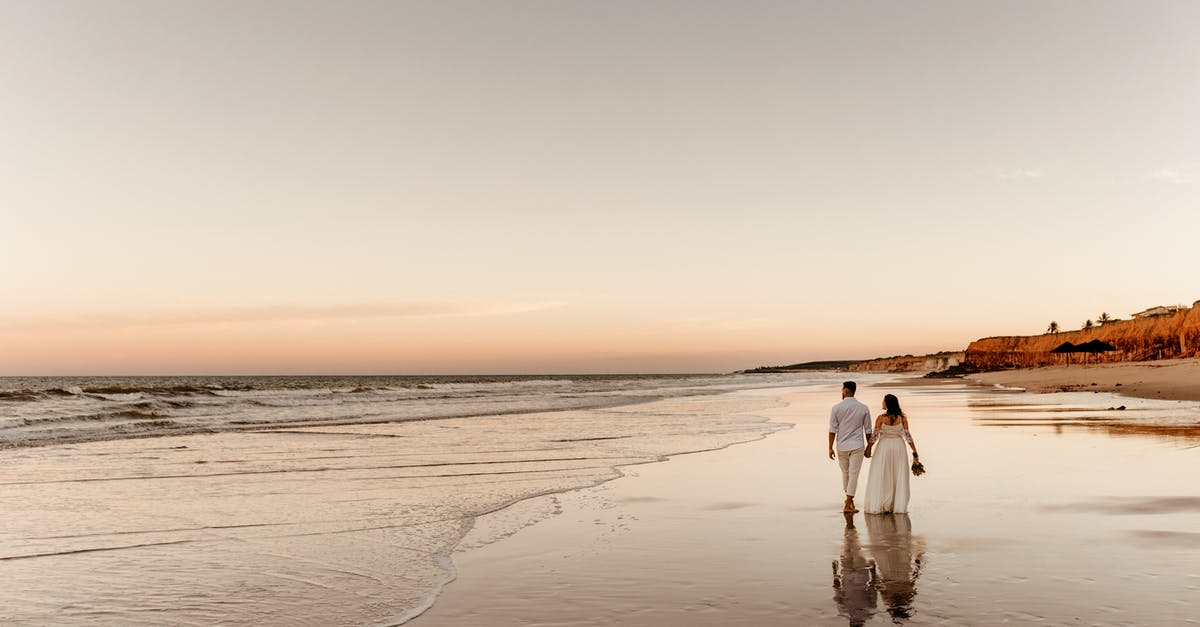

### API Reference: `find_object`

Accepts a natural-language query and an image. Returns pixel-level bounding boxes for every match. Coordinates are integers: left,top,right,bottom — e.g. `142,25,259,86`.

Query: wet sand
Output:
413,380,1200,626
969,358,1200,401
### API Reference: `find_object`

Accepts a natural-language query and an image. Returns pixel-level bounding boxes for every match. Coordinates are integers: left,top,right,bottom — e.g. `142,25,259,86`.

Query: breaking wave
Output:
0,373,832,449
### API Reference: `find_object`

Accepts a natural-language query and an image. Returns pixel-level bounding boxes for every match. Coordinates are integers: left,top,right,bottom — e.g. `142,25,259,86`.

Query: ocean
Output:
0,373,828,450
0,372,841,625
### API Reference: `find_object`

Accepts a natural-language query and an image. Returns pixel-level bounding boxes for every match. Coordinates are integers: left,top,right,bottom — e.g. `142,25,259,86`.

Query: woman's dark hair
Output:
883,394,903,417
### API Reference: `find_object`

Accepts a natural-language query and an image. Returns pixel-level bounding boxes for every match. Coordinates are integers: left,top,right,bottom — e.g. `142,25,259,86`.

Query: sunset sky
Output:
2,1,1198,375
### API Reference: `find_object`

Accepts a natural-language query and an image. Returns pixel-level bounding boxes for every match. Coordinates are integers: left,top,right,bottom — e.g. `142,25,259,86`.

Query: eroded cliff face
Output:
964,302,1200,370
848,351,964,373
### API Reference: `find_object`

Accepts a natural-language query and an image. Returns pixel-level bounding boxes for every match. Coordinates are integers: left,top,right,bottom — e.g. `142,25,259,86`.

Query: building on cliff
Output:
1132,305,1187,319
963,300,1200,371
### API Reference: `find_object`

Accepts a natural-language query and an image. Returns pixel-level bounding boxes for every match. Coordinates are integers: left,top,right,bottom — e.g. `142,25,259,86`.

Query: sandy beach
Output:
969,358,1200,401
4,374,1199,625
414,379,1200,626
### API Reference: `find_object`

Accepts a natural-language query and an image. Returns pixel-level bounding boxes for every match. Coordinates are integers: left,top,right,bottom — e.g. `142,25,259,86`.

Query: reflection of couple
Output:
826,381,920,514
833,512,924,626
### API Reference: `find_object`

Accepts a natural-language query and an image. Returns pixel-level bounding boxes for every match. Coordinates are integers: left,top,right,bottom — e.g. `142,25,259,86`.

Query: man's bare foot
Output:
843,499,857,513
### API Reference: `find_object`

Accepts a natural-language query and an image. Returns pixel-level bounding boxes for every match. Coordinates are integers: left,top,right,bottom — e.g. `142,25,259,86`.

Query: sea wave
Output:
21,408,171,426
0,373,840,450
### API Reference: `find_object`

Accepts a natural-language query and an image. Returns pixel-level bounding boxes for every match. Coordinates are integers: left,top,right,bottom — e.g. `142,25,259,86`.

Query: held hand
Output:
864,448,872,458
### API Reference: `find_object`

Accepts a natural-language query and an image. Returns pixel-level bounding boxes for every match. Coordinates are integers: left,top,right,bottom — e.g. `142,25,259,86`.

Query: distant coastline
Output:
742,299,1200,401
739,351,964,375
739,360,859,373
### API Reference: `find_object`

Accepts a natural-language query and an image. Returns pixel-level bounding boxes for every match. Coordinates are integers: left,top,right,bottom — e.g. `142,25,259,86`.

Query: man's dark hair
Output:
843,381,856,395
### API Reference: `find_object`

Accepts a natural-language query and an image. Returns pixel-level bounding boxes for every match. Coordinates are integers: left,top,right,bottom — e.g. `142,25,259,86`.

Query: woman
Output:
862,394,919,515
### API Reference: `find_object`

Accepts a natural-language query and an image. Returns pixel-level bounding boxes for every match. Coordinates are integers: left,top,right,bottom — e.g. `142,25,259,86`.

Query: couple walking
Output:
827,381,920,514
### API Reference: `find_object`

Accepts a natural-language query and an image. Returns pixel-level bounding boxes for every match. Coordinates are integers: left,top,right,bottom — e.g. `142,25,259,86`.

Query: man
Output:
828,381,873,513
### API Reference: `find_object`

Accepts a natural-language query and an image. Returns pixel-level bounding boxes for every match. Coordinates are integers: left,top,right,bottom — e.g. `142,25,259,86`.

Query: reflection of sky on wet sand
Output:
416,379,1200,626
859,381,1200,624
967,388,1200,444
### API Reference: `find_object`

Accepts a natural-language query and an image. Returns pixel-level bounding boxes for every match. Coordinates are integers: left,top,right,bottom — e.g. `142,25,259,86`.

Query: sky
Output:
2,1,1198,375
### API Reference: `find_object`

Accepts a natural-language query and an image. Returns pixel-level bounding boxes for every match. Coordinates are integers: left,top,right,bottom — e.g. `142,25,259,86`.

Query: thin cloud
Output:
1146,163,1197,183
670,318,782,332
990,168,1045,180
8,301,563,330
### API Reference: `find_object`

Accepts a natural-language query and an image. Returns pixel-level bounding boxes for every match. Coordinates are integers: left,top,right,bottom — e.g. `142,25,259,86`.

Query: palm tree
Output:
1047,321,1059,334
1098,312,1112,325
1084,319,1094,329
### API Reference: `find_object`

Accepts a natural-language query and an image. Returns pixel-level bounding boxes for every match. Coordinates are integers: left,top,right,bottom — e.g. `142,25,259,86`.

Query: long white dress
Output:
863,421,910,514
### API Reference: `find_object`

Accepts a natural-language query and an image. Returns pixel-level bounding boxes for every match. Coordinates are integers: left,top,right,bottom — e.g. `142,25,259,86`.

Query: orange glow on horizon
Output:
0,312,961,375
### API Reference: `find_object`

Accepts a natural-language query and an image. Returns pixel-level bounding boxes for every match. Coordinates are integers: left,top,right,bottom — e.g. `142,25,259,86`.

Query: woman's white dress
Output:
863,421,910,514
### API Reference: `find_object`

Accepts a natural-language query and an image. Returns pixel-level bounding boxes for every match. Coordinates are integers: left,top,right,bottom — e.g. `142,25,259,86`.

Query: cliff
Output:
964,301,1200,370
848,351,965,373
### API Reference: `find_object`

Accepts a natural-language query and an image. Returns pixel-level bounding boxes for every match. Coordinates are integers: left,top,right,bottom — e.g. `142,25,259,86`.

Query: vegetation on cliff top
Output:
741,360,859,373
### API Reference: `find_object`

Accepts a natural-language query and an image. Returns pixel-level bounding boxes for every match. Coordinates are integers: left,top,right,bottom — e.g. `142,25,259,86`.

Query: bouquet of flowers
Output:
911,456,926,476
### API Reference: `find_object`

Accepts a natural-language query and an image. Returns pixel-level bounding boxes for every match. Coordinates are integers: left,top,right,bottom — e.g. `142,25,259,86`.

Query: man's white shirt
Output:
829,397,873,451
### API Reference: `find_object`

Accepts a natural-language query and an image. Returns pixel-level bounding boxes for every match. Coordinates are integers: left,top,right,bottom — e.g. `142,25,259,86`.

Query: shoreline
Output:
397,386,799,625
0,376,806,626
410,385,815,626
967,357,1200,401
